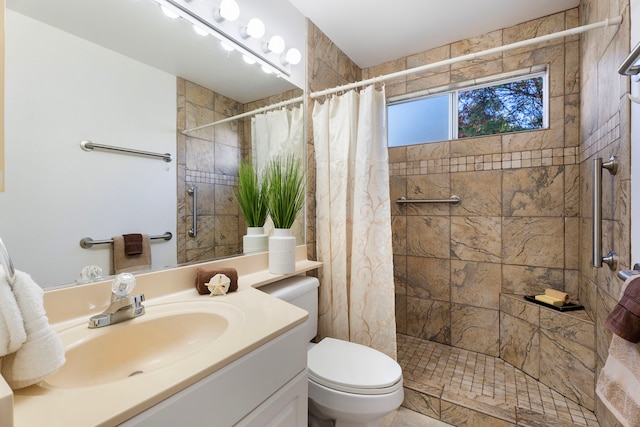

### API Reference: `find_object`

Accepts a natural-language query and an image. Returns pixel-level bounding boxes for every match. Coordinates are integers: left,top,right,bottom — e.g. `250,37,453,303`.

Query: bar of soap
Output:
535,294,564,307
544,288,570,303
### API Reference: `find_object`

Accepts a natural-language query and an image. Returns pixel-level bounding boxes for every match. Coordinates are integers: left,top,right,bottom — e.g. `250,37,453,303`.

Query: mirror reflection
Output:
1,0,306,287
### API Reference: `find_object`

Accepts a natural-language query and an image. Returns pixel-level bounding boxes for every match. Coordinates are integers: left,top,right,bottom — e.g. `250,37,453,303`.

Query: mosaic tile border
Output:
185,170,238,186
390,147,578,176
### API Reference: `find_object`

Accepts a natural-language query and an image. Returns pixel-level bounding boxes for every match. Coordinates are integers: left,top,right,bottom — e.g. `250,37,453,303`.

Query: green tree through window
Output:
457,77,543,138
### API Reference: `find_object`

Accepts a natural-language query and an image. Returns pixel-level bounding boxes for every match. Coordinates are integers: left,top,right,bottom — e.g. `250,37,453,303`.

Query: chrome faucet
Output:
88,273,145,328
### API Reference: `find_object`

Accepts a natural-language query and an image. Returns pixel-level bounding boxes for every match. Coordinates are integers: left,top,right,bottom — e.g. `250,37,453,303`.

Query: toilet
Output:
261,276,404,427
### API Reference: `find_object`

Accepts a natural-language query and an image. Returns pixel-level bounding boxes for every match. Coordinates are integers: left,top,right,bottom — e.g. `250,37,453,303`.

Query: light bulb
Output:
193,25,208,36
242,55,256,65
160,5,179,19
242,18,265,39
215,0,240,22
283,48,302,65
261,65,273,74
220,41,235,52
264,35,285,54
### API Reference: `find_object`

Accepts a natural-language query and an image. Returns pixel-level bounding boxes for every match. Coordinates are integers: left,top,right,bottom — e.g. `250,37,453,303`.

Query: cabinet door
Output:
236,370,308,427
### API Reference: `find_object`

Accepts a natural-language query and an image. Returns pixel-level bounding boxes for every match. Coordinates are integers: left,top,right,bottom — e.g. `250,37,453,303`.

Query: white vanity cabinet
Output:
120,324,308,427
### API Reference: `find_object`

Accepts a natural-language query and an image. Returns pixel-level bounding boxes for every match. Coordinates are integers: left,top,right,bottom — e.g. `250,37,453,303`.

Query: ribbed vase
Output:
268,228,296,274
243,227,268,254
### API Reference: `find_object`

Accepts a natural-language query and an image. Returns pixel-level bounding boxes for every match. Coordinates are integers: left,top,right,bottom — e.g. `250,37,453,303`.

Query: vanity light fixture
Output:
282,48,302,66
240,18,265,39
214,0,240,22
151,0,298,77
263,35,285,54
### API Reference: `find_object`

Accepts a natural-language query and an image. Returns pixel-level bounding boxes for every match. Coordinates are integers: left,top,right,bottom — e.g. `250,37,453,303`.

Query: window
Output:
387,71,547,147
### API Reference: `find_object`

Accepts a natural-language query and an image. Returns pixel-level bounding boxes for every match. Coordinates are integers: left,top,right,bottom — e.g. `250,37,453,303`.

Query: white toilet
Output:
261,276,404,427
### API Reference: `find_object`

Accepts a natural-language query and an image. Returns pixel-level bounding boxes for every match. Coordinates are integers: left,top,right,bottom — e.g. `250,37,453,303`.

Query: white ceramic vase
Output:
243,227,268,254
269,228,296,274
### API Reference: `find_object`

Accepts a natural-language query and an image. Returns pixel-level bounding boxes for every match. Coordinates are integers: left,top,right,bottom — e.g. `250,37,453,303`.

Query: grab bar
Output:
618,41,640,75
592,156,618,270
396,195,461,206
80,232,173,249
80,140,172,162
188,186,197,238
0,237,16,289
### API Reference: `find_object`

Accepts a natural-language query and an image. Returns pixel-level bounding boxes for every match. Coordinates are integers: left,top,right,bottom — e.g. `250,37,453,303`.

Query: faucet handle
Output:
112,273,136,298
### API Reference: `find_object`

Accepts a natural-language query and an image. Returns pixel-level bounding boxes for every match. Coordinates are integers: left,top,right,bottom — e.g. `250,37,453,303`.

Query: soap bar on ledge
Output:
534,294,563,306
523,295,585,312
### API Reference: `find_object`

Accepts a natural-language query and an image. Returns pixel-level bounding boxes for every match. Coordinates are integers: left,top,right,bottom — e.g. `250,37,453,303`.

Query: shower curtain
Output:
251,105,304,242
312,85,397,359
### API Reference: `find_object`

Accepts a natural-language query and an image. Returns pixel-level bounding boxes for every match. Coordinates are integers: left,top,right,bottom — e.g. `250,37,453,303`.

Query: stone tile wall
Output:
365,9,582,358
500,294,596,410
578,0,632,424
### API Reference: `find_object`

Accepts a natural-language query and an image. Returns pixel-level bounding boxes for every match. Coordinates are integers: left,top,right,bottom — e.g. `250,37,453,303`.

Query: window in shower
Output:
387,69,548,147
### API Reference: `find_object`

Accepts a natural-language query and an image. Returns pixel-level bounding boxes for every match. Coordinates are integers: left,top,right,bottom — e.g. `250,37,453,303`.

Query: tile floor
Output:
384,407,453,426
397,334,600,426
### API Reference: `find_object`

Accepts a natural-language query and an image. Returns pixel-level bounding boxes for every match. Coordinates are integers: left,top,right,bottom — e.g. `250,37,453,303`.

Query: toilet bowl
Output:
261,276,404,427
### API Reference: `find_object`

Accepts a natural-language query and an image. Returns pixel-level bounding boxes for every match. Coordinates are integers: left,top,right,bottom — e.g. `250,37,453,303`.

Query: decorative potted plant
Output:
265,155,305,274
235,161,269,254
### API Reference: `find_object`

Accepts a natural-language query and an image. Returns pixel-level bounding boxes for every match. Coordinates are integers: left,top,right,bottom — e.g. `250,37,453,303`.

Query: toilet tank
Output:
260,275,319,342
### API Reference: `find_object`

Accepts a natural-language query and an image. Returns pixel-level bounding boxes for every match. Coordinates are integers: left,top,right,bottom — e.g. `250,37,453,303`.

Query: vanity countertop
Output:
0,246,321,427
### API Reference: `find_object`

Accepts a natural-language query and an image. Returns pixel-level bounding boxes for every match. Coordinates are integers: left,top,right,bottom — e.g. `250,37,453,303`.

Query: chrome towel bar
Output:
0,237,16,289
396,195,461,206
618,264,640,281
80,232,173,249
80,140,172,162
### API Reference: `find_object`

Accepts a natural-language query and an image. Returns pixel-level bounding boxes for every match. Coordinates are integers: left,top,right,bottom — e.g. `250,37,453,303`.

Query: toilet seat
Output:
308,337,403,395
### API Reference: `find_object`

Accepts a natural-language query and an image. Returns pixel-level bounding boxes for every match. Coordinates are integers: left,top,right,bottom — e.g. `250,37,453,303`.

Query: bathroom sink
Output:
43,301,243,389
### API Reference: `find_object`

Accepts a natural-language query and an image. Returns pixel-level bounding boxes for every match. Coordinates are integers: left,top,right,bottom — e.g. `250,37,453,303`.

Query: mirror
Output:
1,0,306,287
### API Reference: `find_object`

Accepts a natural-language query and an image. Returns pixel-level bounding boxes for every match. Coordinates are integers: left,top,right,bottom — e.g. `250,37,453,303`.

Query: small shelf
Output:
523,295,584,312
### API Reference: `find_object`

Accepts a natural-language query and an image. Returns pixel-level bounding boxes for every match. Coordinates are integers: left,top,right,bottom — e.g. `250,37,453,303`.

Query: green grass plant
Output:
265,155,305,229
235,161,269,227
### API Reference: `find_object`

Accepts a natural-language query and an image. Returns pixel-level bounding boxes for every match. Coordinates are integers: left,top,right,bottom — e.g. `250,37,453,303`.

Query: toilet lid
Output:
308,338,402,395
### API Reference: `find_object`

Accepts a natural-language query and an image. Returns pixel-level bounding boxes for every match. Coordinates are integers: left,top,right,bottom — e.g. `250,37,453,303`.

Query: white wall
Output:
1,10,177,287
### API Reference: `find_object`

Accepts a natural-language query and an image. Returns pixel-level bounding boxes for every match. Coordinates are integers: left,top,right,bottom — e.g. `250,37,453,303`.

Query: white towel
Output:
1,270,65,389
0,268,26,356
596,276,640,427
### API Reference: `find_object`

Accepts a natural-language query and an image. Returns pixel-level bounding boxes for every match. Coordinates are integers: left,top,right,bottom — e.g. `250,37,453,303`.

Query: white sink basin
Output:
43,301,243,389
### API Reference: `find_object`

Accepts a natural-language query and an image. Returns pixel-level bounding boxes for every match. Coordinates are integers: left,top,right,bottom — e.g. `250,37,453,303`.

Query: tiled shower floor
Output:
397,334,600,426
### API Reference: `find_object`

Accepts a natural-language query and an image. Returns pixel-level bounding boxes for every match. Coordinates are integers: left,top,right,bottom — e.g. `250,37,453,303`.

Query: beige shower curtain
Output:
312,85,397,359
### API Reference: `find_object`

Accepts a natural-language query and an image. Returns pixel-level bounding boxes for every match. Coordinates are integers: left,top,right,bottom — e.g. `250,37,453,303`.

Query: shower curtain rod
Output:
182,95,303,134
310,16,623,99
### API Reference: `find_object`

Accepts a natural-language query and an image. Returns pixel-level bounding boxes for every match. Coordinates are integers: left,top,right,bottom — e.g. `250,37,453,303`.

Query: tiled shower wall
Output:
176,77,244,263
578,0,632,425
361,9,583,357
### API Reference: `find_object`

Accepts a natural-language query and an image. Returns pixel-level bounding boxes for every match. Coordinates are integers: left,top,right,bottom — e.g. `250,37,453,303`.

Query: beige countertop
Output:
0,246,321,427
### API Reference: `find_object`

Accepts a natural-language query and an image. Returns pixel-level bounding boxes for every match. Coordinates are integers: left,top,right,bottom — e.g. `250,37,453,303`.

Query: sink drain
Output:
128,370,144,377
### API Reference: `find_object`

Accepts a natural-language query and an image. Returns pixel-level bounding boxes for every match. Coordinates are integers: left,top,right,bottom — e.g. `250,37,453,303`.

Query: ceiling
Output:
289,0,581,68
